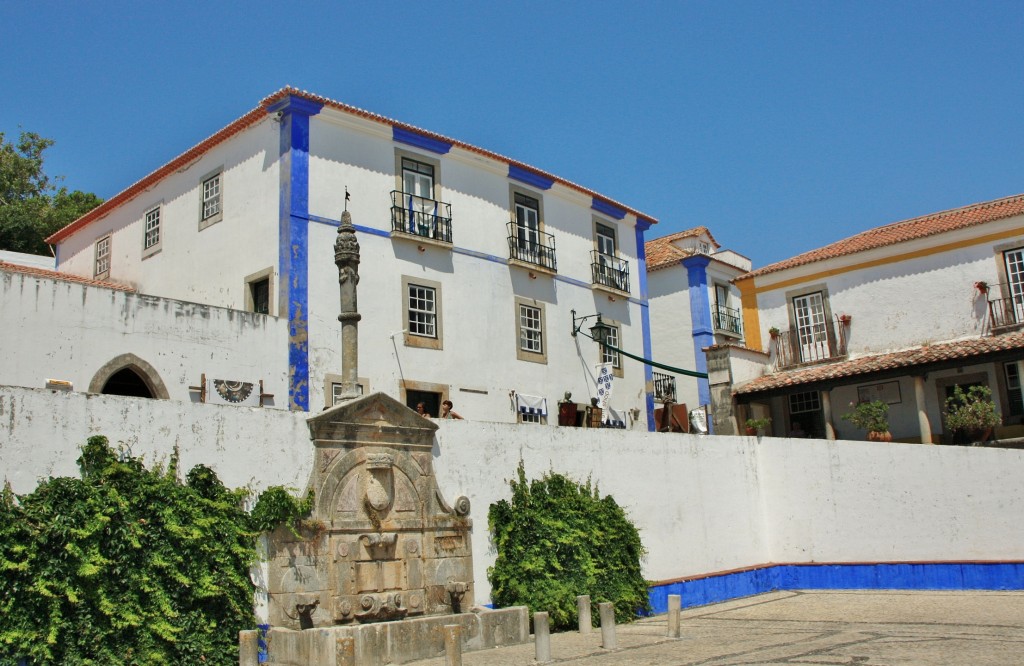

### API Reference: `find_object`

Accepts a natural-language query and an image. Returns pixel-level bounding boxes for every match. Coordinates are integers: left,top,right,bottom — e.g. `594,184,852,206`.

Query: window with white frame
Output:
515,297,547,363
94,235,111,278
601,323,622,376
408,284,436,337
143,206,161,253
402,276,443,350
520,411,542,424
520,305,542,353
199,170,223,229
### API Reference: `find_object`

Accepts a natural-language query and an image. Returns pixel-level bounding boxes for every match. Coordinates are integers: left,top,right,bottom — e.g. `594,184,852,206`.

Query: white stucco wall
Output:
1,269,288,404
752,217,1024,356
4,386,1023,605
55,118,281,309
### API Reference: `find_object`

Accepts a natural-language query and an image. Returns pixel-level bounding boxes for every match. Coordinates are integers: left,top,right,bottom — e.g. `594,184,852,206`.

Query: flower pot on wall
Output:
868,430,893,442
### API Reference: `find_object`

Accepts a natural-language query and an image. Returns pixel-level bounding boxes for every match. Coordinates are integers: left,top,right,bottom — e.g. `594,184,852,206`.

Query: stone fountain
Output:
241,208,528,665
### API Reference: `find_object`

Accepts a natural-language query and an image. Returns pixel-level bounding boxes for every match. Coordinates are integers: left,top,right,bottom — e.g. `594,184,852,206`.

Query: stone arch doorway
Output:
89,353,170,400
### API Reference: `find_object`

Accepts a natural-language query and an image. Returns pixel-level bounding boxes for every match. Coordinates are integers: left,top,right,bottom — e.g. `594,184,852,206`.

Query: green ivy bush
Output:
487,462,650,631
0,436,311,665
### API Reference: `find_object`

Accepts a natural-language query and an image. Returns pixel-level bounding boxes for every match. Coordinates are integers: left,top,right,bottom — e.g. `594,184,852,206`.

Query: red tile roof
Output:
734,331,1024,395
1,261,135,292
47,86,656,245
741,194,1024,280
645,226,720,271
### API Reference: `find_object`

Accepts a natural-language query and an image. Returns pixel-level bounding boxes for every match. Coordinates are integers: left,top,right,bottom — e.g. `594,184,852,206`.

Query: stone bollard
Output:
238,630,260,665
443,624,463,666
534,611,551,663
336,635,356,666
577,595,592,634
667,594,681,638
598,602,617,649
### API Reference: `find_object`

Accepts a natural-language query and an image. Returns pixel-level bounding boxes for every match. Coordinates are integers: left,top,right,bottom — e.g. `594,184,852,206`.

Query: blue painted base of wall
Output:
647,562,1024,614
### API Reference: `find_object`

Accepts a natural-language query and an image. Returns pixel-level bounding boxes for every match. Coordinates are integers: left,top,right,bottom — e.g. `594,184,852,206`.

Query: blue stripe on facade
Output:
682,255,713,431
392,127,452,155
647,562,1024,614
273,95,322,412
591,197,626,220
634,218,655,431
508,164,554,190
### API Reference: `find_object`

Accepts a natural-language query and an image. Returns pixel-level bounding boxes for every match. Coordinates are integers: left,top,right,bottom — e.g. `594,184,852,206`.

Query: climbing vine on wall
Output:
0,436,311,666
487,462,650,631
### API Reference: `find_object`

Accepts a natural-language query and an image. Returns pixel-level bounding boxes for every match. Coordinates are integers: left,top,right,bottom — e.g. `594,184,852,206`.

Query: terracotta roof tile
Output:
1,261,135,292
742,194,1024,280
47,86,656,244
645,226,719,271
734,331,1024,395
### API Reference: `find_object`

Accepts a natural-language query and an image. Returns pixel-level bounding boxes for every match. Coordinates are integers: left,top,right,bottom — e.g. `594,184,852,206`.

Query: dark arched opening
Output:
101,368,155,398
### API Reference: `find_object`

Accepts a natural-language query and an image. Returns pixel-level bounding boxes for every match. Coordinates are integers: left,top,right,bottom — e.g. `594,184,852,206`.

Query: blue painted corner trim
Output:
591,198,626,220
634,223,655,432
393,127,452,154
508,164,554,190
635,217,654,232
266,95,324,117
647,562,1024,615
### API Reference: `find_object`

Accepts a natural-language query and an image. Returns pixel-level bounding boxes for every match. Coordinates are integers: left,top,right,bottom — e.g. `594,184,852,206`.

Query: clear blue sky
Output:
2,1,1022,268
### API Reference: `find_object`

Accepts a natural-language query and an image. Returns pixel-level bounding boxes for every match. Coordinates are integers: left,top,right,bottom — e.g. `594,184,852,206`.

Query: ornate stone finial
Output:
334,207,362,402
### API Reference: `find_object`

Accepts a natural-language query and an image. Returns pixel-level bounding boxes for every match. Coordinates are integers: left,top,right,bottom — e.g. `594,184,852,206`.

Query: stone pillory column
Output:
334,209,362,401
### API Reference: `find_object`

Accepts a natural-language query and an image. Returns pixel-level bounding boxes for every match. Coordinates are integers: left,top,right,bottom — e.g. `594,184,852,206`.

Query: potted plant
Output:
974,280,989,295
838,313,852,325
841,400,891,442
768,327,780,339
943,385,1000,445
745,417,772,436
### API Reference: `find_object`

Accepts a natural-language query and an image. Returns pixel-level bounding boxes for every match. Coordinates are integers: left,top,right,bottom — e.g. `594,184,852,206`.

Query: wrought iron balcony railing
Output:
988,294,1024,331
713,303,743,336
772,315,848,370
390,190,453,244
591,251,630,293
507,222,557,271
653,372,677,402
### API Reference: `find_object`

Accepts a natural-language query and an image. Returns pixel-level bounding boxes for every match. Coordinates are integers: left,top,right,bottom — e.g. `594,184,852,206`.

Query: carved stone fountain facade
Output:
265,392,475,629
242,206,528,665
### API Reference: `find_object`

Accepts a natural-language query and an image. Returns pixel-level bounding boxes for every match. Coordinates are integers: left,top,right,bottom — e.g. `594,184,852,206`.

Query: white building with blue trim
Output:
44,87,661,428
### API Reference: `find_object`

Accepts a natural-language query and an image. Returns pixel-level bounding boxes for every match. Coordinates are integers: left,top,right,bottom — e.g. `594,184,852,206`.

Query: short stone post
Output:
238,630,260,665
577,595,592,634
667,594,681,638
443,624,463,666
598,602,617,649
336,635,355,666
534,611,551,663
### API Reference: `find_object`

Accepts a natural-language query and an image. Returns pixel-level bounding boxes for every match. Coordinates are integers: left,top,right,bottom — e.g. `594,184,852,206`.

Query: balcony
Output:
988,294,1024,331
591,251,630,294
653,372,677,402
507,222,557,273
713,303,743,337
390,191,453,245
772,316,848,370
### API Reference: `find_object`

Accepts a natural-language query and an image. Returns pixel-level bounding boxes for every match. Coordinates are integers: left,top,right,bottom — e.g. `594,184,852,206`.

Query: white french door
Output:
793,292,829,362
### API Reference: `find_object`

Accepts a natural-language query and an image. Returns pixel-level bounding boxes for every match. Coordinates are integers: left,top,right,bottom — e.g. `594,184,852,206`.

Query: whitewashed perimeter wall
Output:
0,271,289,404
3,386,1023,605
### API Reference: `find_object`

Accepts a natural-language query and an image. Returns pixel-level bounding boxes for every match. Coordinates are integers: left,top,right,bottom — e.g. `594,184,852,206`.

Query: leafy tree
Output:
0,131,102,255
0,436,311,665
488,462,650,631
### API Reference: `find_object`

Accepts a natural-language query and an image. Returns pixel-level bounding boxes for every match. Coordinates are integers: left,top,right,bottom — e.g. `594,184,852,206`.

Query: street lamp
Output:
571,310,610,347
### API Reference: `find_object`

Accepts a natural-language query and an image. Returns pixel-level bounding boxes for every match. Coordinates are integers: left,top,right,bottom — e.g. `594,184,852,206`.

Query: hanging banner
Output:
595,363,614,410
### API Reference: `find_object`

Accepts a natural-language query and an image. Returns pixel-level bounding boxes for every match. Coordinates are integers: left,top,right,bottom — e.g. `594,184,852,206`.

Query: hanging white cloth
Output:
515,393,548,416
603,406,627,429
594,363,614,409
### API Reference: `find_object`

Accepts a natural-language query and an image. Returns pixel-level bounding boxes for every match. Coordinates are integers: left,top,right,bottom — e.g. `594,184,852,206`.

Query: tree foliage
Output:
0,131,102,255
0,436,311,665
487,462,650,631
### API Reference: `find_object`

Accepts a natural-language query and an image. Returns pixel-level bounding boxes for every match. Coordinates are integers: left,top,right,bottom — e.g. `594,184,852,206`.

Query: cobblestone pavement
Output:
409,590,1024,665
